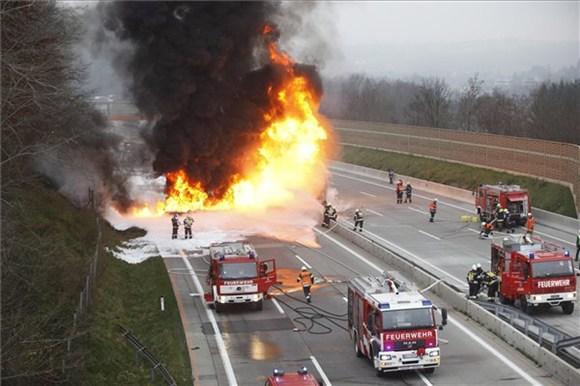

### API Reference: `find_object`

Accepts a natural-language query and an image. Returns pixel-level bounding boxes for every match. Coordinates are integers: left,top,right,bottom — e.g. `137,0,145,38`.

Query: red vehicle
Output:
264,367,320,386
348,275,447,376
476,184,531,225
204,242,276,313
491,235,576,314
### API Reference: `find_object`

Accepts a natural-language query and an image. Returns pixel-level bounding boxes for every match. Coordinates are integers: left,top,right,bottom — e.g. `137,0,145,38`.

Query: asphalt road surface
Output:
162,231,562,386
328,166,580,341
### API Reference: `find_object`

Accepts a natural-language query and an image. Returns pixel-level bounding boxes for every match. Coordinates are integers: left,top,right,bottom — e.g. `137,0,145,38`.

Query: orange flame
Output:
130,25,329,215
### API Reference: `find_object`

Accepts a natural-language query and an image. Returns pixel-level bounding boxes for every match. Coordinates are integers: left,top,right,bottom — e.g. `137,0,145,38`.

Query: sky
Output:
314,1,579,83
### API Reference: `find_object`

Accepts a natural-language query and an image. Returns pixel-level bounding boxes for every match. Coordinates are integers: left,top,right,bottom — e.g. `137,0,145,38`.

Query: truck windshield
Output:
219,262,257,279
532,260,574,278
382,308,434,330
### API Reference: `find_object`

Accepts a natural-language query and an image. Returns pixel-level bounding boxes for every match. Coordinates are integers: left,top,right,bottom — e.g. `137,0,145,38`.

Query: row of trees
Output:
321,74,579,145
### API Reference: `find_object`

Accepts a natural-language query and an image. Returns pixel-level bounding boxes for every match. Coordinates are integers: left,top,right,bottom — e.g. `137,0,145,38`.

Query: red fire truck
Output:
491,235,576,314
264,367,320,386
204,242,277,313
476,184,531,225
348,275,447,376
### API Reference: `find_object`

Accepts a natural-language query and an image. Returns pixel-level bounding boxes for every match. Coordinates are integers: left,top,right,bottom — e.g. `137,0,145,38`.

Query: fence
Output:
333,119,580,215
119,325,178,386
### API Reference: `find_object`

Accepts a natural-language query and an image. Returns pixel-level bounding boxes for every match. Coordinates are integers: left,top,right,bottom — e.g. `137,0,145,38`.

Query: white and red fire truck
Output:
491,235,577,314
204,242,277,313
348,275,447,376
476,184,531,225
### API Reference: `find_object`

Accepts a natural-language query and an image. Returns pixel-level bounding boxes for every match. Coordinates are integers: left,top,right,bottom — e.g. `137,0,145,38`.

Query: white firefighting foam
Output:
105,192,322,264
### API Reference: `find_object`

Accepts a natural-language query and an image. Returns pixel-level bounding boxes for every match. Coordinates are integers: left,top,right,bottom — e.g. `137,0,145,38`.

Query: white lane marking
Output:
271,297,285,314
417,371,434,386
360,191,377,197
466,228,480,234
335,170,574,248
448,315,543,386
313,228,384,274
418,230,441,241
367,209,384,217
408,207,428,215
535,230,575,246
342,296,348,303
295,254,312,269
179,252,238,386
310,355,332,386
315,226,543,385
333,171,470,212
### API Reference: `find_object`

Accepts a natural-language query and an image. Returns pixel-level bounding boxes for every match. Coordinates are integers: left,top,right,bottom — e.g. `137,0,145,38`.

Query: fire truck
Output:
476,184,531,225
204,242,277,313
491,235,576,314
264,367,320,386
348,274,447,376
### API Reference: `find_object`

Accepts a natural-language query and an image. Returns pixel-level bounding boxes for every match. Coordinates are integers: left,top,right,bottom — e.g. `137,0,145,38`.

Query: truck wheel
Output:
215,302,223,314
519,297,528,313
376,369,383,378
499,293,513,305
255,299,263,311
562,302,575,315
423,367,435,374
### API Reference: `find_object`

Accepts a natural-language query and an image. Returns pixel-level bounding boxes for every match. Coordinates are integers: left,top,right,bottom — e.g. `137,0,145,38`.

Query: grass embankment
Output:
341,145,577,218
85,229,192,385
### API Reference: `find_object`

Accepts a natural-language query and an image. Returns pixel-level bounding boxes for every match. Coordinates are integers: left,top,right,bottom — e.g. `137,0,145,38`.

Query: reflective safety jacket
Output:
429,201,438,212
297,271,314,287
466,269,478,284
354,211,364,221
526,217,536,232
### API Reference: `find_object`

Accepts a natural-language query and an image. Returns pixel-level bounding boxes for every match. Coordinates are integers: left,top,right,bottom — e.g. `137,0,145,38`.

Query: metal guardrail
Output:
119,325,178,386
474,300,580,368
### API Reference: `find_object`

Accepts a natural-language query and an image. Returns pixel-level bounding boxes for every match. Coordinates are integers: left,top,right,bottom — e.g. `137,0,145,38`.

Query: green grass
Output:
84,227,192,386
341,145,577,218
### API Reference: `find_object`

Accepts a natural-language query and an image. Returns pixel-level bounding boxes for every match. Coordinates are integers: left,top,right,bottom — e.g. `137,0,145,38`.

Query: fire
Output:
130,24,329,215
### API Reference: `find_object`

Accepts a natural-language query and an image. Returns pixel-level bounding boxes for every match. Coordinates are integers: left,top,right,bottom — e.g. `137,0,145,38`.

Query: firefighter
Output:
297,266,315,303
575,229,580,261
525,213,536,243
495,206,506,231
322,203,337,228
353,209,364,232
388,168,394,185
479,221,494,239
481,270,499,300
428,199,438,223
396,180,404,204
171,214,180,239
404,183,413,203
183,215,194,239
467,264,479,298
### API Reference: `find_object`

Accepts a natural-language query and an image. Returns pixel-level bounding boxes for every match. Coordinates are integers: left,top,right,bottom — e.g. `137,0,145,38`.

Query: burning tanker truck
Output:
100,2,332,215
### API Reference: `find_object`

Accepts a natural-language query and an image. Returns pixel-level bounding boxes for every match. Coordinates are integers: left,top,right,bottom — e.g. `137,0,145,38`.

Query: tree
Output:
457,74,483,131
407,78,451,128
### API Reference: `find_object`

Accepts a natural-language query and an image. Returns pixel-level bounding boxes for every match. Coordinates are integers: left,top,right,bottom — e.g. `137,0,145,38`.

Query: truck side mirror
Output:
441,308,448,327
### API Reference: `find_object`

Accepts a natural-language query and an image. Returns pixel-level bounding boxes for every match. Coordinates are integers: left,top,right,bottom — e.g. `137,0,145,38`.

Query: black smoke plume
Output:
99,1,322,200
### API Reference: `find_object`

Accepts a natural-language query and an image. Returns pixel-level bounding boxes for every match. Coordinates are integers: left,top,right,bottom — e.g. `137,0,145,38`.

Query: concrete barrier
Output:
331,221,580,386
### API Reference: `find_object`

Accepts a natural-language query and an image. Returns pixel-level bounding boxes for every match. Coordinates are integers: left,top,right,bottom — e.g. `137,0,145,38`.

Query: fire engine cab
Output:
491,235,576,314
476,184,530,225
348,275,447,376
205,242,276,313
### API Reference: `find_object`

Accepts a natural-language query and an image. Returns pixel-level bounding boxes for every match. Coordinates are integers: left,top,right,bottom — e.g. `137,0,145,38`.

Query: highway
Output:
161,232,562,385
328,165,580,340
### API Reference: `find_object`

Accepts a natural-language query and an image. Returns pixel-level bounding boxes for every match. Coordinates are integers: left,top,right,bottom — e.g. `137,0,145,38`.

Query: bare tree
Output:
457,74,483,131
407,78,451,128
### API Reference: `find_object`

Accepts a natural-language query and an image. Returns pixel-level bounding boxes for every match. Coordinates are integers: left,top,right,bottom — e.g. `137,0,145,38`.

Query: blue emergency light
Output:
379,303,390,310
564,250,570,257
422,300,432,306
529,252,535,259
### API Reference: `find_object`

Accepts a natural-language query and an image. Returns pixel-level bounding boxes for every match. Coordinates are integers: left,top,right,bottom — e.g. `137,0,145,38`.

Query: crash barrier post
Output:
331,221,580,386
119,325,178,386
332,119,580,216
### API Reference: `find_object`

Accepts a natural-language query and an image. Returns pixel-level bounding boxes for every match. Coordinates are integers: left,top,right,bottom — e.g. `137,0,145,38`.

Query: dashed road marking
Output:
418,230,441,241
360,191,376,197
367,209,384,217
310,355,332,386
271,297,285,314
295,254,312,269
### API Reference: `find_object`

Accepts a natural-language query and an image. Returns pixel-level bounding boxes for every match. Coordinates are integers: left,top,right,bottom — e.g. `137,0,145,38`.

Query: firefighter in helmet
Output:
481,270,499,301
404,183,413,203
428,199,438,223
353,209,364,232
525,212,535,236
322,203,337,228
479,221,494,239
171,214,180,240
183,215,194,239
467,264,479,298
297,266,315,303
